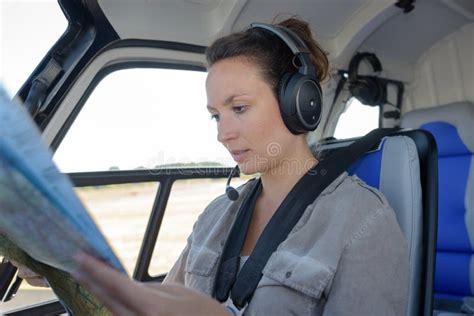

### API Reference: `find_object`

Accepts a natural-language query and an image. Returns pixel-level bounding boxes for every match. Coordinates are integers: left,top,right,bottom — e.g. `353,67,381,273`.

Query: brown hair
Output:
206,17,330,99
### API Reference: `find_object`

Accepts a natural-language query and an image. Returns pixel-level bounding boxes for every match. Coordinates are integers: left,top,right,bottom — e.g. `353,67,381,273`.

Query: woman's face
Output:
206,57,298,175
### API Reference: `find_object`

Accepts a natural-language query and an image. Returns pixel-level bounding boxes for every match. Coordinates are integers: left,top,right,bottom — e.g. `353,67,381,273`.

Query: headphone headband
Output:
348,52,382,82
250,23,309,54
250,23,316,76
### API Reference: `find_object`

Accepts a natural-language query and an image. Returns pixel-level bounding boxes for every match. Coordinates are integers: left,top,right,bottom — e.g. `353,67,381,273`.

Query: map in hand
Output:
0,85,124,274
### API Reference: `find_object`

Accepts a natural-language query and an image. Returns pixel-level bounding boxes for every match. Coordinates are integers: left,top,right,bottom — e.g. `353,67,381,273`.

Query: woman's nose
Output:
217,116,239,144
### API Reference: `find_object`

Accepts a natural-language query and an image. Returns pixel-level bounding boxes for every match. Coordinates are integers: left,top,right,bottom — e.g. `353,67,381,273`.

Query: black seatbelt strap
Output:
213,128,397,309
214,179,261,302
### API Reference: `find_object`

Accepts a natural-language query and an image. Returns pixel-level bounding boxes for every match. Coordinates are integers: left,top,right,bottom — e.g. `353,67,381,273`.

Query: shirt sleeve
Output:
322,206,409,316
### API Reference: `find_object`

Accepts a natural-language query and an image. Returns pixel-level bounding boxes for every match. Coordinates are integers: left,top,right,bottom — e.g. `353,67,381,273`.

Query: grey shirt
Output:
164,172,409,316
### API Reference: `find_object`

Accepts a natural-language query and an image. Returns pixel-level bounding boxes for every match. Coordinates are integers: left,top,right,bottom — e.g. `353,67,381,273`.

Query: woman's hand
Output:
9,260,49,287
72,253,229,316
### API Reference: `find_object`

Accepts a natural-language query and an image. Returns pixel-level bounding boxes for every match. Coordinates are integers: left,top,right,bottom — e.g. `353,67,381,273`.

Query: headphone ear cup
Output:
349,78,371,105
278,73,299,133
279,73,322,134
364,77,386,105
349,76,386,106
278,73,292,106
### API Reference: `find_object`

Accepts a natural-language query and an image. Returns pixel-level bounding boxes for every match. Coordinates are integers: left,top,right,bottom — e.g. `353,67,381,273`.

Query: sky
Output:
0,0,379,173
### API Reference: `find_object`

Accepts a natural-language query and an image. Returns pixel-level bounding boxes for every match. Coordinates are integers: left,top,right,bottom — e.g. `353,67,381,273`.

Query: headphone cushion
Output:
349,79,372,104
350,76,386,106
278,73,292,105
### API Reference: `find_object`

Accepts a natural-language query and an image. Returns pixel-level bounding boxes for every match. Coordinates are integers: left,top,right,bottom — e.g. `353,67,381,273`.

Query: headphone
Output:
250,23,323,135
348,52,387,106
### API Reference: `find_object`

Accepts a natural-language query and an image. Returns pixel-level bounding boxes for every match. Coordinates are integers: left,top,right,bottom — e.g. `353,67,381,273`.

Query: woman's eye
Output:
233,105,247,113
210,114,220,121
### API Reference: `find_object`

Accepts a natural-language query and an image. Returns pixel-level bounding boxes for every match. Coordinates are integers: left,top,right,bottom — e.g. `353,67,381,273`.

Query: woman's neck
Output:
259,141,318,210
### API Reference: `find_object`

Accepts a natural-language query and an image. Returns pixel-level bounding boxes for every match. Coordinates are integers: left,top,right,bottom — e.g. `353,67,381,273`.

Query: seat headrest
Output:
401,102,474,156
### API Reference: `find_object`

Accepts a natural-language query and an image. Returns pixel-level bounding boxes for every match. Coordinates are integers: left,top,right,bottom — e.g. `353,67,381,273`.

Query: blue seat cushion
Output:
435,252,472,297
421,122,471,157
437,155,471,252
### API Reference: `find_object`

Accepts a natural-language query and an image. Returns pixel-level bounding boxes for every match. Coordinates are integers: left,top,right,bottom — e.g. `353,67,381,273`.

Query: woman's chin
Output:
237,164,252,175
237,160,263,176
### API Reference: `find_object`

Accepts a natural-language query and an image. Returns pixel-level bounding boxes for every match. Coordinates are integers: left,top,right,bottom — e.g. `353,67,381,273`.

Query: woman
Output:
24,17,409,315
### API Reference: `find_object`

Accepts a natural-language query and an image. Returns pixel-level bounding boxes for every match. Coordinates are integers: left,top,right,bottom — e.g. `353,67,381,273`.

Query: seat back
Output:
402,102,474,302
319,130,438,316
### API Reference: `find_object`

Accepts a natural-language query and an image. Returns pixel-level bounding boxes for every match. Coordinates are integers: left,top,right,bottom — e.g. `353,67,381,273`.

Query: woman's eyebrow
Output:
207,93,251,110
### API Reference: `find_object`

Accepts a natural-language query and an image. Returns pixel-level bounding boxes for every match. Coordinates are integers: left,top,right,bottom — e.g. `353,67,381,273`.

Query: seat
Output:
401,102,474,313
318,129,438,316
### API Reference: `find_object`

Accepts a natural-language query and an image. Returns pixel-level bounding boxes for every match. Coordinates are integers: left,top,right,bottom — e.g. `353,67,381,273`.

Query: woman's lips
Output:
231,149,250,163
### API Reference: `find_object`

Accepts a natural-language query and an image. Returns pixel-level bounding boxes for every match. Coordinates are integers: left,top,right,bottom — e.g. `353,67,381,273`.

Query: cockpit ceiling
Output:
361,0,472,64
231,0,370,41
98,0,473,66
97,0,375,50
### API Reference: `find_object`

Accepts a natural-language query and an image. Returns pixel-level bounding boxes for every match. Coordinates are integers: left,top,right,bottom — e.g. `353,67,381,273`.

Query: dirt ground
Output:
0,177,246,313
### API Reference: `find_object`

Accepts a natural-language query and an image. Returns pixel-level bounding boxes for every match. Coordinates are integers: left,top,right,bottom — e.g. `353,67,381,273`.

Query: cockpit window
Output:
334,97,380,139
53,68,233,172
